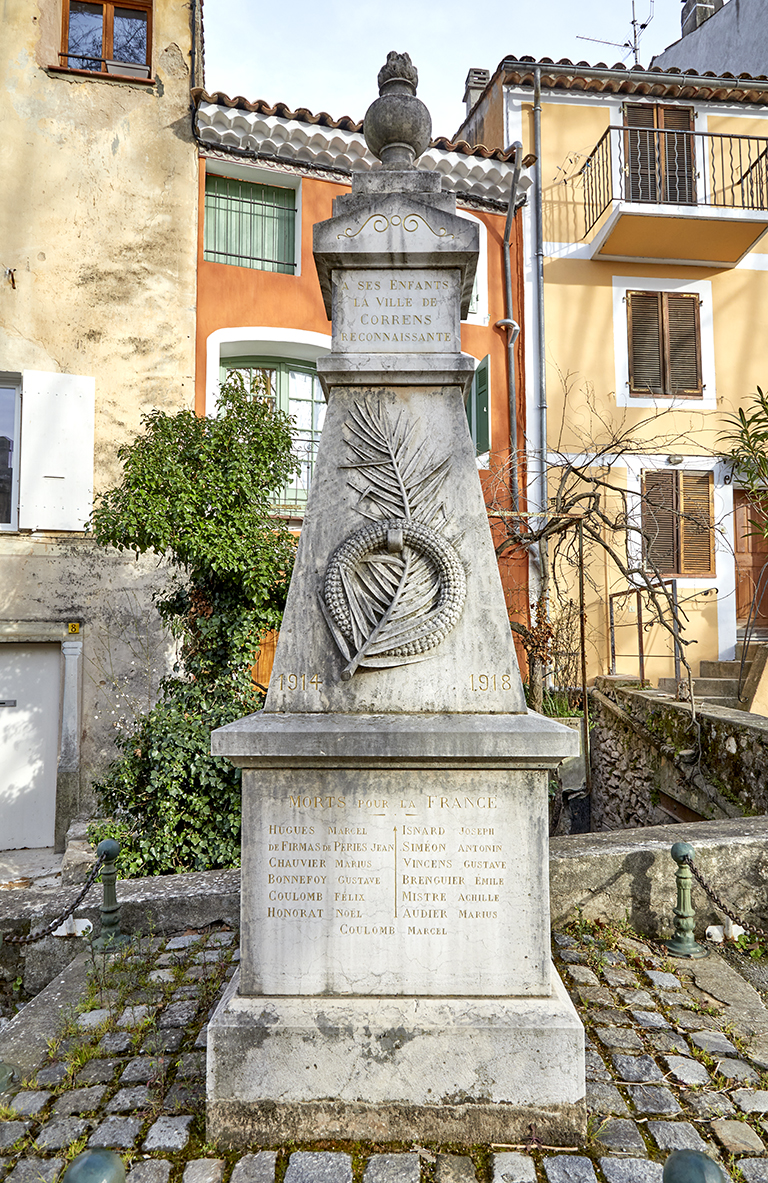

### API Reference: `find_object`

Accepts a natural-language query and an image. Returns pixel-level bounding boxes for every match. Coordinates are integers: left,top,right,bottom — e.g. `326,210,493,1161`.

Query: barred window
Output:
204,175,296,274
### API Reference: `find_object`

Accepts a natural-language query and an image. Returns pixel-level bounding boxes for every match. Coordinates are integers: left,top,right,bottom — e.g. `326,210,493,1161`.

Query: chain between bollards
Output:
683,851,768,939
2,850,108,945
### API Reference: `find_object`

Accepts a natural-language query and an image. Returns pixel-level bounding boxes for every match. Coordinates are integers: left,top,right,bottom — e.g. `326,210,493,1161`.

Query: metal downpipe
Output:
533,66,549,593
497,141,523,514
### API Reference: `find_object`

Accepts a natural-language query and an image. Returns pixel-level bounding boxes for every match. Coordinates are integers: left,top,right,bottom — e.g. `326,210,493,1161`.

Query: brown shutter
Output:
628,292,664,395
625,104,657,202
659,106,696,204
680,471,715,575
642,469,678,574
664,293,702,396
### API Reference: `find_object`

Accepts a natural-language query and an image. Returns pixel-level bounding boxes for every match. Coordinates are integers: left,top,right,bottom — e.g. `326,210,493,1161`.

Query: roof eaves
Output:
191,88,519,161
496,56,768,104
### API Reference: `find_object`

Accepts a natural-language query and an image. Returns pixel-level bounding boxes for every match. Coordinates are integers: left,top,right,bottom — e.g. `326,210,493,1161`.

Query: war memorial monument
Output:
207,53,585,1146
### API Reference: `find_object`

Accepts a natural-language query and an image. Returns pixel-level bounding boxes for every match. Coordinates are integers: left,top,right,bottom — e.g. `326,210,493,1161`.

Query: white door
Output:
0,644,61,850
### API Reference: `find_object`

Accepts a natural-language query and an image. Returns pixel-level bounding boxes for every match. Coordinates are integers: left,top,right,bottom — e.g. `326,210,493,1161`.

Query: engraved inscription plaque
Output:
241,767,551,998
332,267,460,353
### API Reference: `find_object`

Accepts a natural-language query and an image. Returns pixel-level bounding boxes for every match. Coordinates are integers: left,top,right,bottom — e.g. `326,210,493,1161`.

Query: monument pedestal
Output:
206,712,584,1146
207,976,584,1145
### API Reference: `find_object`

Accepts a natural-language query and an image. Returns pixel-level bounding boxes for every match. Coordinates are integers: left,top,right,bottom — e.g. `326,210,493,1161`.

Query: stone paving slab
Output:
127,1162,172,1183
3,922,768,1183
284,1152,352,1183
492,1153,537,1183
364,1153,421,1183
230,1154,277,1183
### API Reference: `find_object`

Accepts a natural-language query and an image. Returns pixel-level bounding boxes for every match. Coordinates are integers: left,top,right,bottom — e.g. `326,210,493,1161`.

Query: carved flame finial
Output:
377,51,419,94
363,51,432,169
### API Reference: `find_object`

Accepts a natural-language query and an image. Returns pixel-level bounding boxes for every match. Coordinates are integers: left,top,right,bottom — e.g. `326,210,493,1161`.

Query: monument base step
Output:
206,967,586,1146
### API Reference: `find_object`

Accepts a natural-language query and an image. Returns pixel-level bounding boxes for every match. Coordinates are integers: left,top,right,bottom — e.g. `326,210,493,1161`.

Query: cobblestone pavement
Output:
3,923,768,1182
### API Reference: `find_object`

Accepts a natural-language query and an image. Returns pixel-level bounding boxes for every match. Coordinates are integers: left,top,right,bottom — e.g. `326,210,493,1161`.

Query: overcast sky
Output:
201,0,687,139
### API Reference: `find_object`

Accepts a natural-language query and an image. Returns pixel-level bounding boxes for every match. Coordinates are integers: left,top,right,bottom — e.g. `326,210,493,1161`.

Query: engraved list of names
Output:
244,769,550,997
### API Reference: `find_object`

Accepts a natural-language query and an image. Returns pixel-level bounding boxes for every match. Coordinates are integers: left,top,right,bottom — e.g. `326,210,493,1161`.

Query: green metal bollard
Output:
663,1149,728,1183
91,839,130,953
62,1150,126,1183
664,841,709,960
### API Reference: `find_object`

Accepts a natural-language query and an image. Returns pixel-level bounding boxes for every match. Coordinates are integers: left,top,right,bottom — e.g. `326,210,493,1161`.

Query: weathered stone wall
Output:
0,539,176,810
589,676,768,829
2,0,199,489
0,1,199,833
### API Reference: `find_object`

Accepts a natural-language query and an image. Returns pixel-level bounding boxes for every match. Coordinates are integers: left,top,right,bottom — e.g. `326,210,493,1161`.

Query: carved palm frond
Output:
338,549,442,677
343,400,449,526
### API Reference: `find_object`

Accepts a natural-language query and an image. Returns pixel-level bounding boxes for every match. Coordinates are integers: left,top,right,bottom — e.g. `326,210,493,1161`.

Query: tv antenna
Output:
577,0,655,66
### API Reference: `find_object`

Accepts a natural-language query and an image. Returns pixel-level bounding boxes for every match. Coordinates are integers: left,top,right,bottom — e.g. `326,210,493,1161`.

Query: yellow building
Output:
457,57,768,697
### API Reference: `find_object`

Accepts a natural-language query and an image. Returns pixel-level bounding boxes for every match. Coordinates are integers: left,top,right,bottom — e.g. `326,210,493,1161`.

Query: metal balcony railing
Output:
581,126,768,235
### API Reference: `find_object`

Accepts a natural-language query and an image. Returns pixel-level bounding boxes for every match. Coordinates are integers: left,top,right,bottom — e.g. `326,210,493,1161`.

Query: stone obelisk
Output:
207,52,585,1146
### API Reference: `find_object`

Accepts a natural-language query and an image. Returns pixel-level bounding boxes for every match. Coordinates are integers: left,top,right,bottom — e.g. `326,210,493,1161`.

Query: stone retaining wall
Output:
589,677,768,829
550,815,768,936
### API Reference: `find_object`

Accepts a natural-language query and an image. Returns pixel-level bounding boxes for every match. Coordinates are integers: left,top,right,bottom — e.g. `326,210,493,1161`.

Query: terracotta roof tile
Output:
491,56,768,104
191,89,518,161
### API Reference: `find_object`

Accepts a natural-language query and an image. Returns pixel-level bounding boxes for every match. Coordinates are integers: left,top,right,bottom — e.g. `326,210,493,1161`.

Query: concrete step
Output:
699,660,750,678
658,676,740,697
657,678,746,710
704,696,747,710
735,641,768,661
693,676,740,697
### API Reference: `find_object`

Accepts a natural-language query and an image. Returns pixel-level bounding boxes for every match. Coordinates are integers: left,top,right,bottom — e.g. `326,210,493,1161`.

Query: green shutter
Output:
466,355,490,456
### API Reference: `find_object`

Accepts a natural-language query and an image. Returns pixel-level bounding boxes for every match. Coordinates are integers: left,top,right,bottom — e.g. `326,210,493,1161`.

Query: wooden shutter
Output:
466,355,490,457
665,293,702,395
628,292,664,395
625,104,658,202
642,469,678,574
624,104,695,204
628,291,702,398
680,470,715,575
659,106,696,204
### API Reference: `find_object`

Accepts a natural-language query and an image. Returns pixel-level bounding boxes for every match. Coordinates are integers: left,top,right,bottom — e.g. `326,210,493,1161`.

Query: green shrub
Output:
88,373,298,875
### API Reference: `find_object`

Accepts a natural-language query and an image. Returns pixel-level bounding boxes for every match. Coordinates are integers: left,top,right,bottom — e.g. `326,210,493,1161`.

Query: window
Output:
466,355,490,462
641,469,715,576
624,104,695,205
220,357,324,510
627,291,702,398
61,1,151,75
204,176,296,274
0,371,95,533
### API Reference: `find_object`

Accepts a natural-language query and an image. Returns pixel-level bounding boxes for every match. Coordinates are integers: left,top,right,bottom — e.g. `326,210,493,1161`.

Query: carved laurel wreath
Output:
319,400,466,680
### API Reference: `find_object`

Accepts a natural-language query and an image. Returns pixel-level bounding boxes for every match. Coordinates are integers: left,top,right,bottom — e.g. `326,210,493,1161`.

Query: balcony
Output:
581,126,768,266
